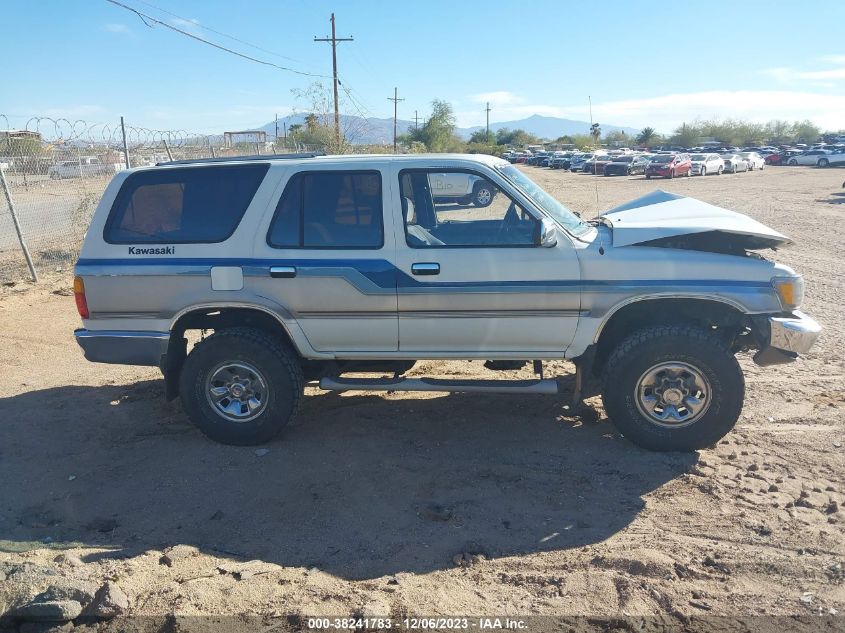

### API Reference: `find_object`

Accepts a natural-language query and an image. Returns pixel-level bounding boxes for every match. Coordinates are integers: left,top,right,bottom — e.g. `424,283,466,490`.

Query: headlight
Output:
772,276,804,311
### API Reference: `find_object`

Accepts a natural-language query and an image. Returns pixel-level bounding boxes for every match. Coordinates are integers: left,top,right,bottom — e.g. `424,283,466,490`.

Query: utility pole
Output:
414,110,419,130
485,102,492,141
275,113,279,143
314,13,353,149
388,87,404,153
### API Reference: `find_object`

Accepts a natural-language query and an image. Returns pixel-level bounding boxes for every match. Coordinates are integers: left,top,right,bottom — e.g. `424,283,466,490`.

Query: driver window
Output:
399,170,538,248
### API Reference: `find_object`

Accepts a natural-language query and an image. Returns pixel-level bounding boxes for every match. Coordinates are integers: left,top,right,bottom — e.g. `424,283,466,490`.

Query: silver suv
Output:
73,153,820,450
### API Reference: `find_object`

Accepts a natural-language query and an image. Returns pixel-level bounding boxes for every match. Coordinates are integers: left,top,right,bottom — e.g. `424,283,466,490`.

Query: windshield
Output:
691,154,706,160
613,156,634,163
650,154,674,163
497,164,588,235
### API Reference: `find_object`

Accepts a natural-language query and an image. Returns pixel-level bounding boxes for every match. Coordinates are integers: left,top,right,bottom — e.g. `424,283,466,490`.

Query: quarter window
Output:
268,171,383,248
105,164,268,244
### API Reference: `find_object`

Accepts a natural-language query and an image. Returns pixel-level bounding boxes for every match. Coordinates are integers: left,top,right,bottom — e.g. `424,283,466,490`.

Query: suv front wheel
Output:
601,325,744,451
179,327,304,445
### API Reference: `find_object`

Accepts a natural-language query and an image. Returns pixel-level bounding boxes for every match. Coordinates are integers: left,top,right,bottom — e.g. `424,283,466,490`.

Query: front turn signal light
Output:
772,276,804,311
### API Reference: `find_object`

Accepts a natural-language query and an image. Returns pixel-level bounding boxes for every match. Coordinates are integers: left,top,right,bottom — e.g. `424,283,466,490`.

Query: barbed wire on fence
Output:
0,114,328,284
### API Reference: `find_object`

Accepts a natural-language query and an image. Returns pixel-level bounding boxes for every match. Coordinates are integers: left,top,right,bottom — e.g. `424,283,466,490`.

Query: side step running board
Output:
319,376,559,395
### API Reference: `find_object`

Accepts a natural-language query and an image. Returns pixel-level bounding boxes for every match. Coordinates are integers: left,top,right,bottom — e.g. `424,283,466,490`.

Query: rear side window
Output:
267,171,383,249
105,164,269,244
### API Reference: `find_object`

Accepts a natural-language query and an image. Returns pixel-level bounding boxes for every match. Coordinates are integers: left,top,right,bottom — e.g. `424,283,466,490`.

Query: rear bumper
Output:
753,311,821,366
74,329,169,366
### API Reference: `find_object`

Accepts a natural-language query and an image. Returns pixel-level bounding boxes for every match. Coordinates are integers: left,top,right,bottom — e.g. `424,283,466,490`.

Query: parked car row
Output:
503,143,845,174
504,149,769,179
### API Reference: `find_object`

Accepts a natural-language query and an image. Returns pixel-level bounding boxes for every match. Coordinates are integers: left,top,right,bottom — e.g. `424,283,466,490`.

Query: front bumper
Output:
753,311,821,366
75,329,169,366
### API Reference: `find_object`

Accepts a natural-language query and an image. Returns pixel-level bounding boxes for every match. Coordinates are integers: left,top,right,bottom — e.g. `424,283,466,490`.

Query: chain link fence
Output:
0,115,322,283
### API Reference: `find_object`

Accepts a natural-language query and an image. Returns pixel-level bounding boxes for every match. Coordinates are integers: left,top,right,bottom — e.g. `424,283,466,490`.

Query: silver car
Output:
722,154,749,173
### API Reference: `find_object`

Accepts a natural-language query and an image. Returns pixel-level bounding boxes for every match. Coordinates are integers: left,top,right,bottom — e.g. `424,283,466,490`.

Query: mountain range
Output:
256,113,640,145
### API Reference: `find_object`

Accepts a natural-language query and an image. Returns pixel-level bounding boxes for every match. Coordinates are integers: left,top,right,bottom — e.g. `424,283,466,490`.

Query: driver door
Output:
392,167,581,354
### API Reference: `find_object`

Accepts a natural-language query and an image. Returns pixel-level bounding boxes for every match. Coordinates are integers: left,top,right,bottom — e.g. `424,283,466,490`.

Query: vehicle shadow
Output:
0,378,696,580
819,191,845,204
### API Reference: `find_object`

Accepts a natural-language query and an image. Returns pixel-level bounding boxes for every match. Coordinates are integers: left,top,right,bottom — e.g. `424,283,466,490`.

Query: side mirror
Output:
537,217,558,247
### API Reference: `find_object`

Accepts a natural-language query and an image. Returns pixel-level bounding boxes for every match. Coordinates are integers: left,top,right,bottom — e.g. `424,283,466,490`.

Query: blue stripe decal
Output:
76,258,772,293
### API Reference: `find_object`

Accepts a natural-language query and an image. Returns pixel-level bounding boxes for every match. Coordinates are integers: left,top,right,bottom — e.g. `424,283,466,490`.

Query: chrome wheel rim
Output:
205,361,268,422
634,362,711,428
475,187,492,205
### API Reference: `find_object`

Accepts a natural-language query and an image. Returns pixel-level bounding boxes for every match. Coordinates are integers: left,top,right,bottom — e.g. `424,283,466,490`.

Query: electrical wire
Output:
103,0,331,78
131,0,311,65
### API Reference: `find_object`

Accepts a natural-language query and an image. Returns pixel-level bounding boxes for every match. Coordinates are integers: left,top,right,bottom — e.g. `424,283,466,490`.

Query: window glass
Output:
268,171,383,248
400,170,538,248
106,164,268,243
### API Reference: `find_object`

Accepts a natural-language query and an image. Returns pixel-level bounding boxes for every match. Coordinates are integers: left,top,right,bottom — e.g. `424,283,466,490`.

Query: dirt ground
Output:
0,165,843,626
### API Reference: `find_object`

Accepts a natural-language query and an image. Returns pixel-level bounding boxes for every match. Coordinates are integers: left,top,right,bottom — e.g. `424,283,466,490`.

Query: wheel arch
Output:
163,304,302,400
590,296,748,378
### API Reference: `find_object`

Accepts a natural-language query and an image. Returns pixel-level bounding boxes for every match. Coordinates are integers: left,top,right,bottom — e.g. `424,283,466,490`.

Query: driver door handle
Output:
411,263,440,276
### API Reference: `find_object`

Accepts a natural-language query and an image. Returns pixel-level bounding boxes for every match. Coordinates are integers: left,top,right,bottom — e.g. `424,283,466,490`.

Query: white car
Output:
786,150,831,166
824,149,845,167
722,154,749,173
689,153,725,176
430,172,496,207
738,152,765,170
48,157,114,180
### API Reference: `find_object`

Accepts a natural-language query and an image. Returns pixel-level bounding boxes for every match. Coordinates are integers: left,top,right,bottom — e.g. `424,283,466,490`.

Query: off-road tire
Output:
180,327,304,445
601,325,744,451
471,181,495,208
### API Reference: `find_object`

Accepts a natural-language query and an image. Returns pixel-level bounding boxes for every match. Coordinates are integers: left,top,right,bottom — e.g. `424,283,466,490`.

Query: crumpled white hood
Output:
599,190,791,249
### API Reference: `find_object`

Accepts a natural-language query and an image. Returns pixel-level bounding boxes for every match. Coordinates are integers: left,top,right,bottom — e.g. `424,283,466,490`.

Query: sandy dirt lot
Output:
0,166,843,628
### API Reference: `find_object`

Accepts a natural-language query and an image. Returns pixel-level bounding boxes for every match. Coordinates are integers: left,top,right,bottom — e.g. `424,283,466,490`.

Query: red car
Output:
645,153,692,179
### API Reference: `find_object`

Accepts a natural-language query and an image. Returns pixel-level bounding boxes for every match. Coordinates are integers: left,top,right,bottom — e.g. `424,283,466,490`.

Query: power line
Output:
104,0,330,78
131,0,308,64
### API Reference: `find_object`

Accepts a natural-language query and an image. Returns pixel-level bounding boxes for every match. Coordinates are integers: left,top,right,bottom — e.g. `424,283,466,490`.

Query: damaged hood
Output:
598,190,791,250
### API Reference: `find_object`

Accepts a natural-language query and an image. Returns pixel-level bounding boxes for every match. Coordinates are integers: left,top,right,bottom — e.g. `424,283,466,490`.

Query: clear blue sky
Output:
2,0,844,134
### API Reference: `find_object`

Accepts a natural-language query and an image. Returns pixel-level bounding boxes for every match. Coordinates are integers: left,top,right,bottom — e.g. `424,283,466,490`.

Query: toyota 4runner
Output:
73,153,821,450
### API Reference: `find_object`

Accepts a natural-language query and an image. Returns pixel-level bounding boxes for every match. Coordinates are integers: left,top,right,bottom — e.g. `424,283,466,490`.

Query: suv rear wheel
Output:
601,325,744,451
472,181,495,207
179,327,304,445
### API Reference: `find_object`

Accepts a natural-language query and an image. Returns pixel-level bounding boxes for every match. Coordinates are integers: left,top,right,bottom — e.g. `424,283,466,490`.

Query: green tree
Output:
603,130,628,147
636,127,658,146
669,122,697,148
469,129,495,144
791,120,821,143
590,123,601,147
404,99,463,153
495,128,539,146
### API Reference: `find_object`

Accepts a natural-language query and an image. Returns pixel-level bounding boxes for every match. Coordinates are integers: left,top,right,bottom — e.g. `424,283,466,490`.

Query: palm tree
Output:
637,127,657,147
590,123,601,147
